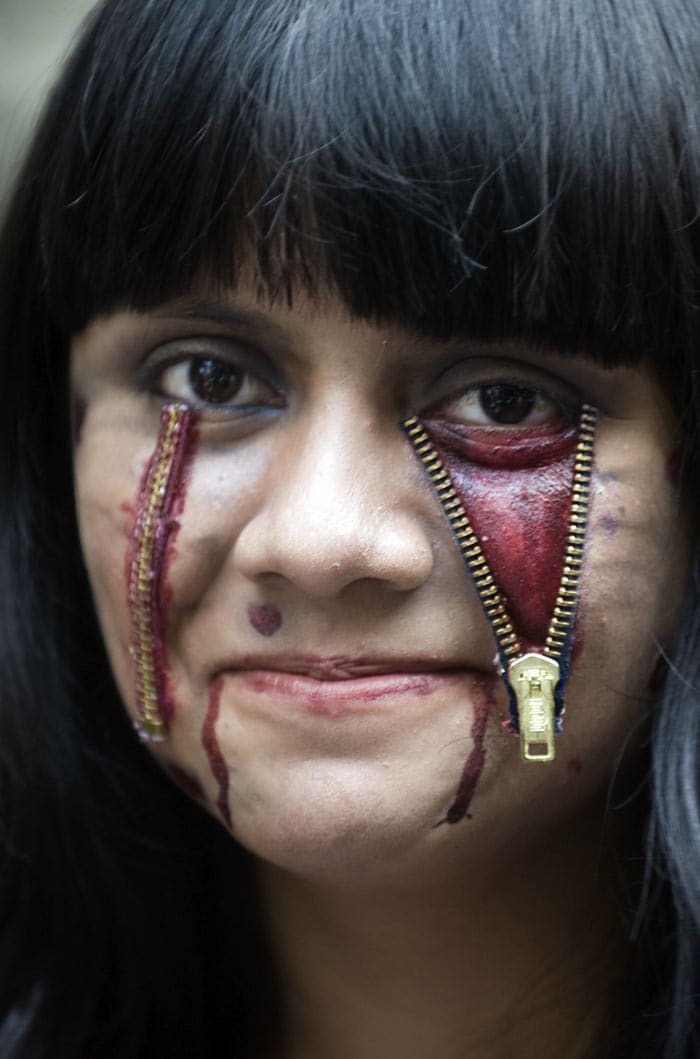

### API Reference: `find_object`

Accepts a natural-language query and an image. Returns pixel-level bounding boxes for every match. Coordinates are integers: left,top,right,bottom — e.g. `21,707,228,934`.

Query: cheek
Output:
76,461,144,700
75,406,201,735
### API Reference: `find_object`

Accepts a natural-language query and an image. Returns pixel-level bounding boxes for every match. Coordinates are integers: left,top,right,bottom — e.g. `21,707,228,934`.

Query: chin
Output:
224,767,453,879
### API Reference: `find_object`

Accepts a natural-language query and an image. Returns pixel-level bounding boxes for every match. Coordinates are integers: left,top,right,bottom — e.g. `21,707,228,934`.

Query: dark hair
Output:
1,0,700,1054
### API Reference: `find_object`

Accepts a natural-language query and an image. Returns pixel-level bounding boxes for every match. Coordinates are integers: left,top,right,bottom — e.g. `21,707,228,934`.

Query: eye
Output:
449,383,561,427
156,356,280,411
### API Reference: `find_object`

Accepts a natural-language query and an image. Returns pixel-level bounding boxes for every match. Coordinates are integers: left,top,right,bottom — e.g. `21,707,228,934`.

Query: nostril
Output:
248,602,283,637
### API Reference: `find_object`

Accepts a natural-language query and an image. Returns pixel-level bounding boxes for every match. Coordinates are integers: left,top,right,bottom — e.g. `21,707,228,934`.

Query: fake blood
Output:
440,680,493,825
126,407,199,728
248,602,283,637
202,678,233,829
424,418,578,650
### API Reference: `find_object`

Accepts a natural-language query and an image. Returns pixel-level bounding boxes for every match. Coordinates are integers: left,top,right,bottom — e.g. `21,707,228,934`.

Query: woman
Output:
0,0,698,1055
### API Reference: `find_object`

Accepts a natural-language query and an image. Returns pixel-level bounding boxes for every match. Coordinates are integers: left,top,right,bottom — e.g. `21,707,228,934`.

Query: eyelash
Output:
143,349,576,435
428,380,574,431
146,354,284,415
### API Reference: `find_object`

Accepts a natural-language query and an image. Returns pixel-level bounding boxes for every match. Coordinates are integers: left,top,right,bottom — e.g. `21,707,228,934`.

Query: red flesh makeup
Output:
127,404,199,738
418,415,582,822
423,418,579,650
127,406,234,828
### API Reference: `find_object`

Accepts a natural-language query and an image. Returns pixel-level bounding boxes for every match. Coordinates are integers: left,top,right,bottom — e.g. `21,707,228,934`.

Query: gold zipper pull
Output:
507,653,560,762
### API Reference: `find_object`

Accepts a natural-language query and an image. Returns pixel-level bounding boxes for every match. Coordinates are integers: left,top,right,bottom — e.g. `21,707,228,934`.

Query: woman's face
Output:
71,282,690,884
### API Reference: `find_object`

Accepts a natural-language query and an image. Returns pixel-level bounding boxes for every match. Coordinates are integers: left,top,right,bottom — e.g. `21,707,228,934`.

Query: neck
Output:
258,808,628,1059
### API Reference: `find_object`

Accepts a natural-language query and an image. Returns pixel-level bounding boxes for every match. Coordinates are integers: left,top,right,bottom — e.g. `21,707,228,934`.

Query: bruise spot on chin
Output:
248,602,283,637
426,419,578,650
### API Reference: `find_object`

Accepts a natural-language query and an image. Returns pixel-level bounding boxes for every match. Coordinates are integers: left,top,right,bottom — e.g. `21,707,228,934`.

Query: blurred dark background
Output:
0,0,95,202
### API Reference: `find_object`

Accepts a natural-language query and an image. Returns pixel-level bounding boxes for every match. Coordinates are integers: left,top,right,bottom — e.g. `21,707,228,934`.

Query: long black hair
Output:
1,0,700,1055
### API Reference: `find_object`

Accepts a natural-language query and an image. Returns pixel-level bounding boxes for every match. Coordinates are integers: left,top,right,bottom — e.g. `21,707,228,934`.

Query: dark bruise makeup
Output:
248,602,283,637
127,403,200,741
202,677,233,829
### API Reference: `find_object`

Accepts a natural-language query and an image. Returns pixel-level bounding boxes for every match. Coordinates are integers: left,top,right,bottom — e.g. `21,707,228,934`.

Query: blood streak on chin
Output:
439,679,493,825
202,678,233,829
425,419,578,651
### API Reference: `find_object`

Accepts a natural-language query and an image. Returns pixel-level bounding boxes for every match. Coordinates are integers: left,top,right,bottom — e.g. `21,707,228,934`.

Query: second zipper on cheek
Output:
402,404,598,762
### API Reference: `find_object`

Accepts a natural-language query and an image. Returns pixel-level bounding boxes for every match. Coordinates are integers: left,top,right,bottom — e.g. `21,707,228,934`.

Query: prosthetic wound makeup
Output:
128,402,199,741
403,405,598,763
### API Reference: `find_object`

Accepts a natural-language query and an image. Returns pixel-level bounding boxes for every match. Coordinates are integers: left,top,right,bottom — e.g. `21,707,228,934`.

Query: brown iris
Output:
479,384,536,425
189,359,242,404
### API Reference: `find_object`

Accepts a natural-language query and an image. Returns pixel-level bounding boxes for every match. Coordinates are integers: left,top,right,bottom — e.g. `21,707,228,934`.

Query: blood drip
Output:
202,678,233,829
440,680,493,825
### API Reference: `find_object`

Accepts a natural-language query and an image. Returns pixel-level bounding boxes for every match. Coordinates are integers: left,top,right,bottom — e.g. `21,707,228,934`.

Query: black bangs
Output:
23,0,700,366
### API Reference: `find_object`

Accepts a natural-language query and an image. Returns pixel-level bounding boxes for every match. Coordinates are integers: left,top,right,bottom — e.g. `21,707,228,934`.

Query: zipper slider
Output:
507,653,560,762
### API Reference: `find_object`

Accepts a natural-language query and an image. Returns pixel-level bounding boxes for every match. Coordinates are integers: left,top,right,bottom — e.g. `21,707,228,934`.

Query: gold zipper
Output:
402,405,598,762
128,402,195,742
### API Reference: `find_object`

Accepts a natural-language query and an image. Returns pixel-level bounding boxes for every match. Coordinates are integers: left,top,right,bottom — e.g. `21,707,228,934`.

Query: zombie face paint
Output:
127,402,199,741
404,405,597,764
72,287,692,882
439,678,494,825
202,678,233,829
248,602,283,636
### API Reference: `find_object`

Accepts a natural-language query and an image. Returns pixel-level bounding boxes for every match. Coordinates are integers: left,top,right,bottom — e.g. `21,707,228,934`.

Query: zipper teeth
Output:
402,417,520,660
542,404,598,661
129,402,192,739
403,404,598,666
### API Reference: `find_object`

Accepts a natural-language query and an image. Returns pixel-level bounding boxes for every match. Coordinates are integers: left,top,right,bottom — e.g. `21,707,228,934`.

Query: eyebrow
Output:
152,299,291,345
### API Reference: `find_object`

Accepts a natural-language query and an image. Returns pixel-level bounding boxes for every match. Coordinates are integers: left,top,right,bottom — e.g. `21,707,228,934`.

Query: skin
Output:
72,281,691,1058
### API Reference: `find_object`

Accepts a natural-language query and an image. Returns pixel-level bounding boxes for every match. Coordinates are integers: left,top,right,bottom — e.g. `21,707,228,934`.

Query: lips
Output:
234,654,464,680
214,655,487,717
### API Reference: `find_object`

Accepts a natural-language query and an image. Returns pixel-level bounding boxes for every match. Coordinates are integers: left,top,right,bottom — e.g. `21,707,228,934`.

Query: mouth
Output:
238,654,467,680
215,655,492,717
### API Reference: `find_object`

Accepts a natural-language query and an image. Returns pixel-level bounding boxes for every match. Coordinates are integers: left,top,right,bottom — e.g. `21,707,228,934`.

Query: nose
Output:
233,405,435,597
